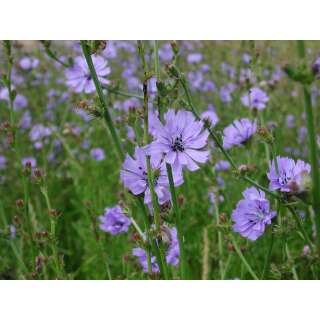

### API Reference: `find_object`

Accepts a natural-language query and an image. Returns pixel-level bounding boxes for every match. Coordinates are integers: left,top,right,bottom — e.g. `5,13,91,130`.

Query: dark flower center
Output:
114,221,124,229
86,74,92,81
172,135,185,152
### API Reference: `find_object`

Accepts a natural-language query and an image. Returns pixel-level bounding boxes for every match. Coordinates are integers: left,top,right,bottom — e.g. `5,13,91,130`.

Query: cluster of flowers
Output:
95,104,210,273
232,156,311,241
63,50,312,273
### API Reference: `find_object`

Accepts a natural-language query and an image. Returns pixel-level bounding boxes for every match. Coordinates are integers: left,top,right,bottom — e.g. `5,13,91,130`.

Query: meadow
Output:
0,40,319,280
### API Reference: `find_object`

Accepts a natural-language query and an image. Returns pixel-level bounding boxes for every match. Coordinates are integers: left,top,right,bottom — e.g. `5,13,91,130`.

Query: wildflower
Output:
21,157,37,168
64,55,110,93
286,114,295,128
0,88,28,111
90,148,105,161
164,227,180,266
29,124,52,149
120,146,183,205
214,160,231,172
201,105,219,128
267,156,311,193
0,155,6,170
302,245,310,256
239,68,256,84
232,187,276,241
187,52,203,64
9,225,16,239
99,206,131,235
220,83,236,103
312,56,320,78
150,109,209,172
20,111,32,129
158,43,173,62
132,247,159,273
241,87,269,110
222,118,257,149
19,57,39,70
242,53,251,65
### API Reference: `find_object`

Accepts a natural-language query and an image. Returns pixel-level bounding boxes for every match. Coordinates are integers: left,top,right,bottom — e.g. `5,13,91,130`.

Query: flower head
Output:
214,160,231,172
150,109,209,172
241,87,269,110
165,227,180,266
201,106,219,128
232,187,276,241
222,118,256,149
0,156,6,170
120,146,183,205
19,57,39,70
132,247,159,273
22,157,37,168
267,156,311,193
90,148,105,161
65,56,110,93
99,206,131,235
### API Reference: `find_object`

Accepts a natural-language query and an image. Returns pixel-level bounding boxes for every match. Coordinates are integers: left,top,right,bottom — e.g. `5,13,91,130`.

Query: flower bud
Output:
166,64,180,79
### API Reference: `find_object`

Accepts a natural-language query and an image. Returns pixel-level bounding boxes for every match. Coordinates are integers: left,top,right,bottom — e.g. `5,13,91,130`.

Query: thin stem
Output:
40,186,63,278
166,163,187,279
214,200,224,279
288,205,315,250
201,227,209,280
130,217,145,240
175,65,280,200
230,234,259,280
40,41,72,68
303,86,320,247
261,231,274,279
285,243,299,280
103,86,143,100
146,159,161,231
153,40,164,121
137,198,169,278
80,40,124,160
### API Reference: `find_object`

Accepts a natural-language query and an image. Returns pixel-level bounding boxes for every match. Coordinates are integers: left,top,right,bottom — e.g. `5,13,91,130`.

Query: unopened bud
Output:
166,64,180,78
257,126,274,144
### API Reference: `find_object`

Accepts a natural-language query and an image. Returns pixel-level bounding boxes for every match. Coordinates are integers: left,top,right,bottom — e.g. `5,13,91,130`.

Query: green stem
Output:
153,40,164,121
213,200,224,279
285,243,299,280
40,186,63,278
103,86,143,100
175,65,280,200
80,41,124,160
261,231,274,279
230,234,259,280
303,86,320,247
166,163,187,279
288,205,315,250
137,198,168,278
40,41,72,68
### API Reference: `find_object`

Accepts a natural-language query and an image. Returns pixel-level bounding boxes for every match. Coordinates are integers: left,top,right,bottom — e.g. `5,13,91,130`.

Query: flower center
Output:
172,135,185,152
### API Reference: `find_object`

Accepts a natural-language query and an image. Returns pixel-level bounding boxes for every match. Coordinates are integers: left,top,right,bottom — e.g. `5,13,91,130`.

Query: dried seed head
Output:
130,232,141,242
238,164,257,175
12,215,21,225
16,199,24,208
170,41,179,55
178,194,185,206
219,213,227,223
227,242,234,252
257,126,274,144
49,209,61,218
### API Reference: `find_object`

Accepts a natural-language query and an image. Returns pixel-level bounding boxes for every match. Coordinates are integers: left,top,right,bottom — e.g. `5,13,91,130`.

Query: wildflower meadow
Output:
1,40,320,280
